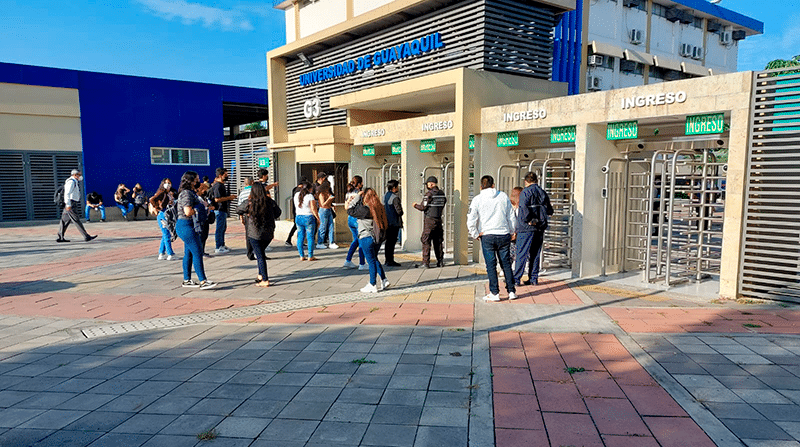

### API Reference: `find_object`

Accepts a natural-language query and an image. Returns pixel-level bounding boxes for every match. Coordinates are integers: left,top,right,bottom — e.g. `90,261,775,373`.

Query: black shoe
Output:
85,235,97,242
101,219,106,222
285,241,292,246
247,255,256,261
415,263,431,269
56,238,70,243
385,262,401,267
528,279,538,286
436,261,444,268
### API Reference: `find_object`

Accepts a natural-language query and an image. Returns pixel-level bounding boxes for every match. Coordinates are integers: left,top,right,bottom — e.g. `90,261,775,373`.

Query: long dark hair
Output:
363,188,388,230
179,171,198,194
298,181,314,205
248,181,270,229
154,178,172,196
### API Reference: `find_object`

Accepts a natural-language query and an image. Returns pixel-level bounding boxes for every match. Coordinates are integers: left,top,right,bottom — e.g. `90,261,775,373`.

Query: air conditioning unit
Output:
692,46,703,60
623,0,642,8
680,43,693,57
620,60,637,73
720,32,732,44
732,30,746,41
707,21,722,33
588,55,604,66
629,29,643,45
588,76,602,91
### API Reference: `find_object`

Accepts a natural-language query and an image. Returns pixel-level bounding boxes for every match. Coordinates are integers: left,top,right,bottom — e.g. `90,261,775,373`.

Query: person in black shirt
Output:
210,167,237,254
413,176,447,268
85,191,106,222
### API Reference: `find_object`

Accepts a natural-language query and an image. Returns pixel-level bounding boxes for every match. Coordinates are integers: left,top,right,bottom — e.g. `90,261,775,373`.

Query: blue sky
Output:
0,0,796,89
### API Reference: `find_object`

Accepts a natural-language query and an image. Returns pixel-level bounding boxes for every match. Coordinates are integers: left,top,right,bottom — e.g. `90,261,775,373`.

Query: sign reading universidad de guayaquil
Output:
391,142,402,155
362,145,375,156
685,113,725,135
420,139,436,153
298,32,445,88
498,131,519,148
607,121,638,140
550,126,576,144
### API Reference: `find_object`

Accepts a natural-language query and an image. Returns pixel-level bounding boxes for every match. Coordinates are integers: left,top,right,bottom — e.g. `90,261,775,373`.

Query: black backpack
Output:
54,185,64,206
162,201,179,242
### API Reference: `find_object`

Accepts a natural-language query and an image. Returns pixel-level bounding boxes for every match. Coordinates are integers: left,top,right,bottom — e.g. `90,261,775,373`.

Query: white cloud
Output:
738,14,800,71
136,0,255,32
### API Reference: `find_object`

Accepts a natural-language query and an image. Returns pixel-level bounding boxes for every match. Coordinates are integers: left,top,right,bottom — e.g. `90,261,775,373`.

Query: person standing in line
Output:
413,176,447,268
255,168,279,254
114,183,134,221
294,181,320,261
131,183,148,220
513,172,554,286
239,183,276,287
210,167,237,254
383,179,404,267
149,178,177,260
508,186,524,273
316,180,338,249
343,176,366,270
313,172,329,244
175,171,216,289
195,182,214,257
467,175,517,302
239,177,255,260
348,188,389,293
85,191,106,222
57,169,96,243
285,179,305,246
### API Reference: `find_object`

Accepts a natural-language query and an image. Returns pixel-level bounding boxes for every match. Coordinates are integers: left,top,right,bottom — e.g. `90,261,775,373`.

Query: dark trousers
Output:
286,223,297,243
481,234,516,295
513,230,545,284
200,222,209,254
249,237,271,281
246,232,270,259
421,217,444,265
133,204,147,219
58,202,90,240
385,225,401,264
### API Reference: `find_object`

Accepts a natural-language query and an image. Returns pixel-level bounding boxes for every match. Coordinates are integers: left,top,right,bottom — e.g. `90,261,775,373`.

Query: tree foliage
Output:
244,121,266,131
766,55,800,72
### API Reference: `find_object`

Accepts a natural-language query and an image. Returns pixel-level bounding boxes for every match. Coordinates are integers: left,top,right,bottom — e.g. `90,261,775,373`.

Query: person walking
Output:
211,167,237,254
413,176,447,268
175,171,216,289
468,175,517,302
114,183,134,221
85,191,106,222
348,188,389,293
57,169,96,243
149,178,177,260
513,172,554,286
316,180,338,249
131,183,148,220
239,177,255,260
238,183,277,287
342,176,366,270
195,182,213,257
294,181,320,261
383,179,403,267
255,168,279,254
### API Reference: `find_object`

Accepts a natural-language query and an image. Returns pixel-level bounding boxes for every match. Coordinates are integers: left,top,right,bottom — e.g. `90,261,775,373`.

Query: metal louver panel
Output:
0,151,82,222
222,137,273,214
740,69,800,301
0,152,27,221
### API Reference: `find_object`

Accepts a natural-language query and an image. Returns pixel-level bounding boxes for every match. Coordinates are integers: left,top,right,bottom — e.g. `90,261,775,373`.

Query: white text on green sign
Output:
363,145,375,156
498,131,519,147
550,126,576,144
391,142,402,155
685,113,725,135
607,121,638,140
468,135,475,150
258,157,270,168
420,139,436,153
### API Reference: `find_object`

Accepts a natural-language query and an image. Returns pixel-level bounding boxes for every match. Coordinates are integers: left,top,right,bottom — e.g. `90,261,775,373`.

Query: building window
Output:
620,60,645,75
150,147,210,166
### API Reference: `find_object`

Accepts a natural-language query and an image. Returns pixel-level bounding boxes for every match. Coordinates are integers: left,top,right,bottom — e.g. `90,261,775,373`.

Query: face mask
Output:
77,176,83,182
164,183,171,189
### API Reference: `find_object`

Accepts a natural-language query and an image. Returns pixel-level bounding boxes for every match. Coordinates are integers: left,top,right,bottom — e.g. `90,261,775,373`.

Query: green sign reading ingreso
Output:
391,142,402,155
550,126,576,144
497,131,519,147
257,157,270,168
607,121,638,140
685,113,725,135
362,145,375,156
420,139,436,153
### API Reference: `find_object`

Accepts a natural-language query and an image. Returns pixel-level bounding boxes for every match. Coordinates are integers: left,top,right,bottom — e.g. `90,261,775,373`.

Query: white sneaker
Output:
508,292,517,300
316,244,327,249
182,279,200,288
483,293,501,302
158,253,165,260
166,255,173,261
199,280,217,290
222,245,231,251
329,243,339,249
381,278,390,290
214,248,228,254
360,283,378,293
358,264,368,271
264,246,274,252
343,261,358,269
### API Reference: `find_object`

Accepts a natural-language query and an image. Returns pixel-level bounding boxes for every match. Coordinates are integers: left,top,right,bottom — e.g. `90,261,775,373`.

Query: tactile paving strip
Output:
81,277,482,338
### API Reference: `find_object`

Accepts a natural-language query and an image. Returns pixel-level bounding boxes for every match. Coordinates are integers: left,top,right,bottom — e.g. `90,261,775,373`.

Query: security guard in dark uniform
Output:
413,176,447,268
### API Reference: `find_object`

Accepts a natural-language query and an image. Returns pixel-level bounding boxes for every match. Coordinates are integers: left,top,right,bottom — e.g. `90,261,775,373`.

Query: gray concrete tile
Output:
362,423,417,446
9,377,67,392
112,413,177,434
381,390,426,406
742,440,800,447
17,409,88,430
726,354,774,365
760,375,800,390
140,434,198,447
658,361,707,375
196,438,253,447
387,375,430,390
31,429,104,447
702,402,765,420
306,373,352,388
752,404,800,422
701,362,750,376
734,389,793,404
419,406,468,427
126,380,181,396
0,428,55,447
141,396,201,414
324,403,376,423
781,390,800,405
424,391,470,409
188,369,238,383
149,368,200,382
186,398,244,416
215,416,271,438
308,421,367,445
337,387,384,404
713,344,757,355
429,377,469,392
87,432,151,447
292,386,342,403
371,405,422,425
742,364,796,377
394,364,434,377
317,362,359,375
776,421,800,440
0,390,34,407
281,361,325,373
259,419,319,442
277,400,332,420
232,399,286,418
371,344,407,354
267,372,312,386
715,375,770,390
227,371,274,385
673,374,723,389
399,354,436,365
63,411,134,432
347,374,391,389
89,379,144,395
250,385,301,401
689,387,744,403
160,414,224,436
722,418,793,440
208,384,260,400
55,393,117,411
0,408,45,428
414,425,468,447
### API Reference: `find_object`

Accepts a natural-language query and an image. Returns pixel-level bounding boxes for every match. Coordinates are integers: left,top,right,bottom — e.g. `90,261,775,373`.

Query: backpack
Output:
162,201,179,242
54,185,64,206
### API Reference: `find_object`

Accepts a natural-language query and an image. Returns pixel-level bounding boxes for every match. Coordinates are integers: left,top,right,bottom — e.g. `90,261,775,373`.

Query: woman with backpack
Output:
131,183,148,220
347,187,389,293
176,171,216,289
149,178,177,261
238,183,276,287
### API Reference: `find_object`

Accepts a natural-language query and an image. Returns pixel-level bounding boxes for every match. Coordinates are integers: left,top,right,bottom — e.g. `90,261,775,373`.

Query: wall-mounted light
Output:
297,52,313,67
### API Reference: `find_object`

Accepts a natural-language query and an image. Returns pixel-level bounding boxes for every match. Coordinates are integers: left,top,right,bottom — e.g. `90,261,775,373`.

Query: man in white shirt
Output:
57,169,96,243
467,175,516,302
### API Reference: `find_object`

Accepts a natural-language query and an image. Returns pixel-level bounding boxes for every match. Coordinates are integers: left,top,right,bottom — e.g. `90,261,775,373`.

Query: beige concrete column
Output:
574,123,620,277
267,57,288,144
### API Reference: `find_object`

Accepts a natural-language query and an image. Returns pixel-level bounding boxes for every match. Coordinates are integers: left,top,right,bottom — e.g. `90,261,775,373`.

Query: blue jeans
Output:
116,203,133,217
346,216,364,265
249,237,269,281
157,211,174,256
359,236,385,286
514,230,545,284
176,219,207,282
481,234,516,295
295,215,317,257
85,205,106,221
214,210,227,249
318,208,334,245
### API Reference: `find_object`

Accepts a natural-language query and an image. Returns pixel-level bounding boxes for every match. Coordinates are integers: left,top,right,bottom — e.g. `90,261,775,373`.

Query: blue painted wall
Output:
552,2,583,96
0,62,267,201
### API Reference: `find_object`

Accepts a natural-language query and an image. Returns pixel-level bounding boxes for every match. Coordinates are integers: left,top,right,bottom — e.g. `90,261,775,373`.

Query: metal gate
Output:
364,159,401,192
222,137,273,213
740,68,800,301
0,150,83,222
602,145,726,285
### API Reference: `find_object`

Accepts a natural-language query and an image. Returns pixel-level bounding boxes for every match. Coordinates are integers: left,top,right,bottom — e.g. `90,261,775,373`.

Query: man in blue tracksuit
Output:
513,172,553,286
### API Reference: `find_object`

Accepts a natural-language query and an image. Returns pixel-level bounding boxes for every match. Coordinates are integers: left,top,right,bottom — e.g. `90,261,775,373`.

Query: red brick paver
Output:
604,307,800,334
484,279,583,305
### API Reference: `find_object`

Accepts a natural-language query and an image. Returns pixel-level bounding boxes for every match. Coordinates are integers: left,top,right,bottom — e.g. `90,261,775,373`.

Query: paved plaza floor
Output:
1,218,800,446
